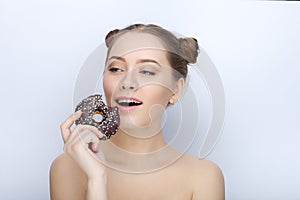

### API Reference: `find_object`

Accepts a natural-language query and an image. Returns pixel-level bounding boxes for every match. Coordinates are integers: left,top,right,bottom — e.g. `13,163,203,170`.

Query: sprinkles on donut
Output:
74,94,120,140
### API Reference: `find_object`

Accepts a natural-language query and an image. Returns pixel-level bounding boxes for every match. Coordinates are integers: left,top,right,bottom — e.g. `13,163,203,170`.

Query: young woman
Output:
50,24,225,200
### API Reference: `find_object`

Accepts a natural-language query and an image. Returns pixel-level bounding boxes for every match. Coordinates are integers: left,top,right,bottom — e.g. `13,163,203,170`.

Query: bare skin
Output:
50,32,225,199
50,148,224,200
50,112,224,200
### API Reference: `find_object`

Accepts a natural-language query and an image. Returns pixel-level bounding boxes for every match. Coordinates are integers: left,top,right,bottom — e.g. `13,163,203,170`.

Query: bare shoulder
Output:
178,154,225,200
183,154,223,178
49,153,87,200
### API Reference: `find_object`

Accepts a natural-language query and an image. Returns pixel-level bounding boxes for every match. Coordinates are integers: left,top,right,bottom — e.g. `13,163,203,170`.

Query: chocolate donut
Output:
74,94,120,140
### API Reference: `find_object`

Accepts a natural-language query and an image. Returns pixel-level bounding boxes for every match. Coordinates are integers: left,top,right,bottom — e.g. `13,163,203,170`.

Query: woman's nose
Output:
120,82,137,90
119,71,138,91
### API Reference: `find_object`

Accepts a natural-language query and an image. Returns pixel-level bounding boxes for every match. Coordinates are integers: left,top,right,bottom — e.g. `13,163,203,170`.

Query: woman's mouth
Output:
115,97,143,111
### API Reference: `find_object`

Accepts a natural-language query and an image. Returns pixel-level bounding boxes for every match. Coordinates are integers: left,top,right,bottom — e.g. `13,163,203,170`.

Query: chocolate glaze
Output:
75,94,120,140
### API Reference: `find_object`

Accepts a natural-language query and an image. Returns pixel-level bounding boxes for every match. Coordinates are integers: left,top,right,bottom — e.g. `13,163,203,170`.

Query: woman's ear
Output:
169,77,185,104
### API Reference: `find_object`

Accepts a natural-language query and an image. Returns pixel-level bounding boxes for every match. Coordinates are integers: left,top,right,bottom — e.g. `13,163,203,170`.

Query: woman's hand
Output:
60,110,106,179
60,110,108,199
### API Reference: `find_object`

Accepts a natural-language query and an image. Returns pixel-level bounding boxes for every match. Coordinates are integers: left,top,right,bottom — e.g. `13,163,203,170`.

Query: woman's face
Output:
103,32,184,134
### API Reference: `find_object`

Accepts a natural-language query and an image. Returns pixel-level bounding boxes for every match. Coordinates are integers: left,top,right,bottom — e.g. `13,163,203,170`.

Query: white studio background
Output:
0,0,299,199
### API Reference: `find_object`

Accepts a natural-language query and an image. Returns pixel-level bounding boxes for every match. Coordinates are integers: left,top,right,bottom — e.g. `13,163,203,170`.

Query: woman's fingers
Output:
70,125,105,142
65,124,104,153
64,129,100,157
89,140,101,153
84,125,105,139
60,110,82,143
76,126,102,153
61,110,105,155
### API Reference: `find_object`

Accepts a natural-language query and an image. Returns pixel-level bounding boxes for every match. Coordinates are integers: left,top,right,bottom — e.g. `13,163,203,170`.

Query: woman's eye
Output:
140,70,156,76
108,67,123,73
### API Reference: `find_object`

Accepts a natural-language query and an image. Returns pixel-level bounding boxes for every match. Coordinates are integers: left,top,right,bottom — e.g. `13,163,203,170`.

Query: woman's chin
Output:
119,120,162,138
119,120,151,131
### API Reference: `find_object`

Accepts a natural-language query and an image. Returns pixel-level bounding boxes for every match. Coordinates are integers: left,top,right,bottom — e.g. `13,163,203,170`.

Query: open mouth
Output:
115,97,143,107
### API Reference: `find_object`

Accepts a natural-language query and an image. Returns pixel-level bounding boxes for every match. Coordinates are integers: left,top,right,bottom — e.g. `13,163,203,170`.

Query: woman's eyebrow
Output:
108,56,126,62
136,59,161,67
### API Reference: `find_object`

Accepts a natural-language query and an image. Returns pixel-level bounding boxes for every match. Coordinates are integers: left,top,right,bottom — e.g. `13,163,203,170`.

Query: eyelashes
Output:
108,67,123,73
108,67,157,76
139,70,156,76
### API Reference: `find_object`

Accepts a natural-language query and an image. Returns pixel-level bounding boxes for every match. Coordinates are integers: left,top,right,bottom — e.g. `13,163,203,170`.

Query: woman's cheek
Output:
103,78,113,105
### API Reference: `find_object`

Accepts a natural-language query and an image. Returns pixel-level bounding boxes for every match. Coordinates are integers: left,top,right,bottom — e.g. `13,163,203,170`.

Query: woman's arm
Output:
86,179,108,200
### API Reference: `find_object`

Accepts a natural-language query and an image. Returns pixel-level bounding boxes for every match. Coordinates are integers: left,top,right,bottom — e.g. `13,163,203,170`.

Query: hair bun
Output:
178,37,199,64
105,29,120,47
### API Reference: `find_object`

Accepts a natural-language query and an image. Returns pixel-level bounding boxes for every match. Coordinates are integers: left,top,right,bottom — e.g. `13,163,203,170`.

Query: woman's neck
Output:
100,129,181,173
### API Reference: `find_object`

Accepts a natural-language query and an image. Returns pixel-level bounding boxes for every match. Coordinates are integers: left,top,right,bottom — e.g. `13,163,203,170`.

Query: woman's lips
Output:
115,96,143,112
117,105,141,112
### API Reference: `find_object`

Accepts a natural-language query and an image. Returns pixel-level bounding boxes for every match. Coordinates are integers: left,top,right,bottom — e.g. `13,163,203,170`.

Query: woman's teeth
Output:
117,99,143,107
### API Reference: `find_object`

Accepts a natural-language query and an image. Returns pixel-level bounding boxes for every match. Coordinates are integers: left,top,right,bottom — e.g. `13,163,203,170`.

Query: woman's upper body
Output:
50,149,224,200
50,24,225,200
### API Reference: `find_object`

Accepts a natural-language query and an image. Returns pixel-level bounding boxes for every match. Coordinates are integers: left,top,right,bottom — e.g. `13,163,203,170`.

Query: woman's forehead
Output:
109,32,167,57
